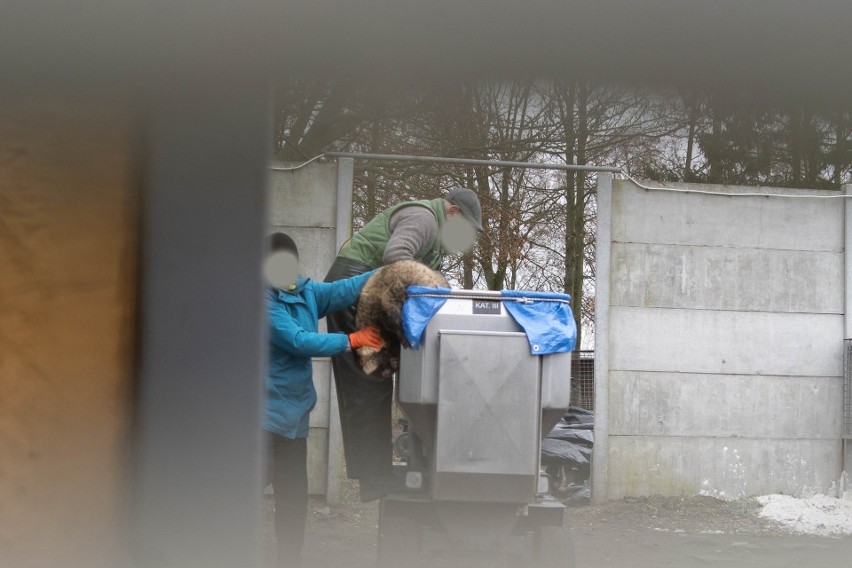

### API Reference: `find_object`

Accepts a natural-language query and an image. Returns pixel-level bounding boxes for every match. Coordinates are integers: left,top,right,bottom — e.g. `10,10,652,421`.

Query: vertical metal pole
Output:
133,79,270,568
326,158,355,504
591,173,613,504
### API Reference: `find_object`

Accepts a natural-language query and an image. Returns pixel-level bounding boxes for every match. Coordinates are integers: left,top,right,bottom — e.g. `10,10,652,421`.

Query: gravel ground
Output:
264,491,852,568
565,495,788,536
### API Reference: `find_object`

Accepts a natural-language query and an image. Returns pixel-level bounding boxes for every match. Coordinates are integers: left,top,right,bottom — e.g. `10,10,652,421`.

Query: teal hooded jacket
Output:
265,272,373,438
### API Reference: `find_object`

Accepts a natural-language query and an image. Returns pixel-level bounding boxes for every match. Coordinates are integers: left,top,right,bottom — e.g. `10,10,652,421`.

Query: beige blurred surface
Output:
0,96,138,567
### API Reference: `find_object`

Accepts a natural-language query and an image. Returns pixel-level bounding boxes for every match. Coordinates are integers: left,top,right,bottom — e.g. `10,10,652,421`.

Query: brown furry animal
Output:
354,260,449,379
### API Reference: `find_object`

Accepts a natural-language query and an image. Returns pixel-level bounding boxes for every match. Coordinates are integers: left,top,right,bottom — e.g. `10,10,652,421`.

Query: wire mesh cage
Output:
571,350,595,411
844,340,852,439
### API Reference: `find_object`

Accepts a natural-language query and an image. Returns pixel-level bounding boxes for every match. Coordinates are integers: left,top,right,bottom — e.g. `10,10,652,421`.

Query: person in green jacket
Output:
323,187,483,502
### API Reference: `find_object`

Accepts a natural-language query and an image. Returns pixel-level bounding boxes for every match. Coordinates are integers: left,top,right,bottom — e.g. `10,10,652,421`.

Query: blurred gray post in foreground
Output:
133,79,270,568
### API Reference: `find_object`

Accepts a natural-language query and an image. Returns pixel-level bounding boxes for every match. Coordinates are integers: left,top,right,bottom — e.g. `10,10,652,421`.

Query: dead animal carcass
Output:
354,260,448,379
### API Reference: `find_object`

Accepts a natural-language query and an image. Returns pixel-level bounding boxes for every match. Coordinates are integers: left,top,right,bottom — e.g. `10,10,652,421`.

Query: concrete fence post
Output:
843,183,852,485
591,172,613,503
326,158,354,505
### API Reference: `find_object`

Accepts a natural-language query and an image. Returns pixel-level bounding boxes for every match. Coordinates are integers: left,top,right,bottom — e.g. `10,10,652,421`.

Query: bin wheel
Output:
535,525,575,568
393,431,410,461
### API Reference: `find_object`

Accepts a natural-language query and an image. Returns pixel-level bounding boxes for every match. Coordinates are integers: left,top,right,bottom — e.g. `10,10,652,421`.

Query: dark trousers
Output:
268,434,308,567
324,256,394,481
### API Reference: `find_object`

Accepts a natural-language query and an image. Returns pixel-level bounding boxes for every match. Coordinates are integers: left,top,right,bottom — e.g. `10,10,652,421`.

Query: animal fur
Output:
354,260,449,379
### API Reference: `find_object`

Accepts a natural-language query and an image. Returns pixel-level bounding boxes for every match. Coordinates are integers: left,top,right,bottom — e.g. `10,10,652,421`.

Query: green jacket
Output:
339,198,445,269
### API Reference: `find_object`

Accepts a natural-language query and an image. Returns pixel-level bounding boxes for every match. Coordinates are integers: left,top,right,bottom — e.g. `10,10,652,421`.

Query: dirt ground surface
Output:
264,491,852,568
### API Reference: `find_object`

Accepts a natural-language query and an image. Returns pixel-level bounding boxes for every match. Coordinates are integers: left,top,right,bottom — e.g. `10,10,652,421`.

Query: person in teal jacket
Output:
264,232,380,568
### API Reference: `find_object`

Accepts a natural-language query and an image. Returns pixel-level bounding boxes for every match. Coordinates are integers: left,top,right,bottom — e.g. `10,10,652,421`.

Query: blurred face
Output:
263,251,300,289
440,213,477,254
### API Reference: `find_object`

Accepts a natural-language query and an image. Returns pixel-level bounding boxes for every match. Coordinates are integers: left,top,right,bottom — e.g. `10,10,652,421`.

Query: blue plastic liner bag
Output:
501,290,577,355
402,286,452,349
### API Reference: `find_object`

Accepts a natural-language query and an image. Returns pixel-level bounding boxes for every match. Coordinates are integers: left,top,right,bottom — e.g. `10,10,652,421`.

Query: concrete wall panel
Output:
268,164,349,500
607,436,839,499
609,371,843,439
269,163,338,228
611,180,843,252
609,307,843,377
597,178,845,500
611,243,843,314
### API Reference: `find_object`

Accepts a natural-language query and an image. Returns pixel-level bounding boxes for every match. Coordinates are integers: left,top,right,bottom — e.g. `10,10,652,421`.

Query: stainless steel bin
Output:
380,289,576,568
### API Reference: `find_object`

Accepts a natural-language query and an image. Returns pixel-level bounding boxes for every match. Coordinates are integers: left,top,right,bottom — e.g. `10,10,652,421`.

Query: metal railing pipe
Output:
323,151,623,173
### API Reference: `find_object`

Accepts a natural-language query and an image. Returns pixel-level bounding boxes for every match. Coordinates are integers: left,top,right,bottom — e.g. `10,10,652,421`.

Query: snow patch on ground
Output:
756,494,852,536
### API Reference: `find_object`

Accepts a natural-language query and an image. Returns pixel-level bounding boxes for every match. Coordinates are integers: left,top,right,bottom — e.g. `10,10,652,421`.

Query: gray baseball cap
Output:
446,187,484,232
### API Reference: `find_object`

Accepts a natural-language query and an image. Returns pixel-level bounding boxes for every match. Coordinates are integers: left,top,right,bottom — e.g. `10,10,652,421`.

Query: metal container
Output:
380,290,576,567
398,290,572,503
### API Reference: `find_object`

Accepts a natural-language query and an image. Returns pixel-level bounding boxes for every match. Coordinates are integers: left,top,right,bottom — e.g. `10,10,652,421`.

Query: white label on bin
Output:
472,300,501,315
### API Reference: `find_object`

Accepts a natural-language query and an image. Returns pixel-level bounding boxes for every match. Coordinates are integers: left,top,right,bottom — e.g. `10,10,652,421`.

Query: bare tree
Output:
273,78,852,349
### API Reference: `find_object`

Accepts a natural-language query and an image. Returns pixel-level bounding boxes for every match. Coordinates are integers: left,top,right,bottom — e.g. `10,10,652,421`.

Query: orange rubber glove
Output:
349,326,383,350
